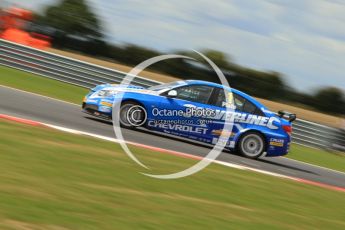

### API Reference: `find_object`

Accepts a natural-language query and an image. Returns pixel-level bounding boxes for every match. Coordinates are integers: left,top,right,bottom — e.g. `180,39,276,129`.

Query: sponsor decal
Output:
99,106,112,112
229,141,236,148
100,101,113,107
269,138,285,147
212,137,235,148
211,111,280,129
211,129,236,137
269,146,276,151
148,120,208,135
86,99,98,103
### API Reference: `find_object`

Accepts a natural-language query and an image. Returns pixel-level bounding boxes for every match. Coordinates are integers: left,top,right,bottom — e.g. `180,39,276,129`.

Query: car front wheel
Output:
119,102,147,128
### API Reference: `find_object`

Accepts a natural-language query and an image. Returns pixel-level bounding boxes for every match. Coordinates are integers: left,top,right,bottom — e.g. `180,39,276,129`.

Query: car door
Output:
147,84,215,141
203,88,238,147
205,88,261,147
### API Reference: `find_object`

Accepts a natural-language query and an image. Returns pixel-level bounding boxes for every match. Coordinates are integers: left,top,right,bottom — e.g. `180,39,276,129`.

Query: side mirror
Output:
167,90,177,98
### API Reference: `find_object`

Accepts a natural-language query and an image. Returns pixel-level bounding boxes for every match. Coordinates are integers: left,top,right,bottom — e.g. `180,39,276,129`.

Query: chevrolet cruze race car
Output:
82,80,296,159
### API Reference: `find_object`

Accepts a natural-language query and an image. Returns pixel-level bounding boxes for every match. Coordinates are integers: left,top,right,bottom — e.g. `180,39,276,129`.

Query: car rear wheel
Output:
119,102,147,128
238,132,265,159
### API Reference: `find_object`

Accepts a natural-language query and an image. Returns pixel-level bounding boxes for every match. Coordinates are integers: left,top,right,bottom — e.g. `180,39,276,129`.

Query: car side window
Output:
174,85,214,104
213,89,264,116
242,99,257,114
235,94,264,115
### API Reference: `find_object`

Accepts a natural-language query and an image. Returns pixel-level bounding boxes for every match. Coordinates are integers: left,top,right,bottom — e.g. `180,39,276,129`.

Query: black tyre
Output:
119,102,147,128
238,132,265,159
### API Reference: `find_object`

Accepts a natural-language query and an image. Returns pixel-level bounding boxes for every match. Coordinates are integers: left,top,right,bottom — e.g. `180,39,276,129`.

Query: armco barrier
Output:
1,39,344,151
0,39,161,88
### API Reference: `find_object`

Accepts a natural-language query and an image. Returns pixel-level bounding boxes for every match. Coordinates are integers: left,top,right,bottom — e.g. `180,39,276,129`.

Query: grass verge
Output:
287,145,345,172
0,66,88,104
1,66,345,173
1,119,345,229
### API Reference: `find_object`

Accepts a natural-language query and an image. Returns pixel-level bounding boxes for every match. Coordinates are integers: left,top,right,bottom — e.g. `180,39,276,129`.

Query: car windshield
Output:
147,81,186,91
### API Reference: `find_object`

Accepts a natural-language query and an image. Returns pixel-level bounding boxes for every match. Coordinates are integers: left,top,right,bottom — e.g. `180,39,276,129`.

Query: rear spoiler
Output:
278,110,297,122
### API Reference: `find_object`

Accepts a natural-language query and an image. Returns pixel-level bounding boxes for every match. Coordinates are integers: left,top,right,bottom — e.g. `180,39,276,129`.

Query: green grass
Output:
0,66,88,104
0,120,345,230
288,145,345,172
1,66,345,173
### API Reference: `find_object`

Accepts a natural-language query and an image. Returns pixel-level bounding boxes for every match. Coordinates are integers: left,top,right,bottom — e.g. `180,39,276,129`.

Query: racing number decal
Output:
222,92,234,108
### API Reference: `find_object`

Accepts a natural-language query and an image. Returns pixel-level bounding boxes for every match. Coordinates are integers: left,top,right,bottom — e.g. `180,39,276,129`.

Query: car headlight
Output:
95,90,118,97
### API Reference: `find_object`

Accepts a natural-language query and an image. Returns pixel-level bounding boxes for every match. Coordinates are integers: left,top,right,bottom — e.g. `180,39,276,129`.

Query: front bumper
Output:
82,102,112,120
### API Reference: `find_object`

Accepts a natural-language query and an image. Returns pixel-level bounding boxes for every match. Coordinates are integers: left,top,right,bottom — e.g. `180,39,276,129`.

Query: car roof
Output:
184,80,269,111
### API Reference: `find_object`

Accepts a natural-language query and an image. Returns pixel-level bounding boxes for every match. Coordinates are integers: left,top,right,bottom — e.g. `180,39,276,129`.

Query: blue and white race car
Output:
82,80,296,159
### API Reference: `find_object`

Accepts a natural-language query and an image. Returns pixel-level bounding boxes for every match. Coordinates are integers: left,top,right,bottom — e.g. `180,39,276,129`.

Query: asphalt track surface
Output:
1,85,345,188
